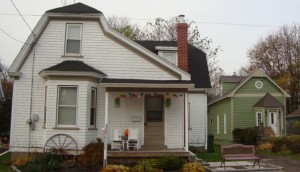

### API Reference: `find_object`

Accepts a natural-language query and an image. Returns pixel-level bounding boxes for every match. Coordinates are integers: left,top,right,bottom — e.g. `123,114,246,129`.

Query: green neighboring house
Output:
208,69,290,142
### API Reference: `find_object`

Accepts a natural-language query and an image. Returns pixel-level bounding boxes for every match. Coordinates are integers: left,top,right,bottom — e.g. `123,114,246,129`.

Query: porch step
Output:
108,149,191,158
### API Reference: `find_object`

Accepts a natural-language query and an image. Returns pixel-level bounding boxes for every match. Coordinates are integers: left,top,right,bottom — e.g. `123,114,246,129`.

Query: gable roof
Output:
9,3,191,82
135,41,211,89
47,3,102,14
287,108,300,118
209,69,290,105
253,93,282,108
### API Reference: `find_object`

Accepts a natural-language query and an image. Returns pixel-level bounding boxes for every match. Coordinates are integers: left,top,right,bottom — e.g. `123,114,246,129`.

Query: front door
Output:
269,112,278,135
144,96,165,149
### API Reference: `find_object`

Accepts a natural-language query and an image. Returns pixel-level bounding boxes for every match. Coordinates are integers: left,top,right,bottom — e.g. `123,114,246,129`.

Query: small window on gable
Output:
162,52,177,65
65,24,82,55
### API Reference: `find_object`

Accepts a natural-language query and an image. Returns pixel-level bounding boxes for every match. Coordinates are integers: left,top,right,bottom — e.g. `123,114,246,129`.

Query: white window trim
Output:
217,115,220,134
90,87,97,128
65,23,83,56
56,86,78,128
224,113,227,134
256,112,262,126
158,51,178,65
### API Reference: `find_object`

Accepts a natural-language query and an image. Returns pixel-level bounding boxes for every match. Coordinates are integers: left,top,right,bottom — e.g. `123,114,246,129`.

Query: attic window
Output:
65,24,82,55
162,52,177,65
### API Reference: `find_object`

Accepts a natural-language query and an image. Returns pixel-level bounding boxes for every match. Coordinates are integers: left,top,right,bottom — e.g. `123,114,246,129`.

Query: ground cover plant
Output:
196,144,222,162
0,151,12,172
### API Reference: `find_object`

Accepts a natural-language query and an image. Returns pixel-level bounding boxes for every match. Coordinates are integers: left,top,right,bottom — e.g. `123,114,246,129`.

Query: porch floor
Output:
108,149,192,158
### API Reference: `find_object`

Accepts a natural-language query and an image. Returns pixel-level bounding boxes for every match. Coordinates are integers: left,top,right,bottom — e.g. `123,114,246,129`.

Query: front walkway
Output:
204,161,283,172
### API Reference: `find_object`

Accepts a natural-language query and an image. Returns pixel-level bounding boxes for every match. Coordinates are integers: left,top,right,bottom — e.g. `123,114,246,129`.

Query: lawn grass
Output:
196,145,222,162
0,152,12,172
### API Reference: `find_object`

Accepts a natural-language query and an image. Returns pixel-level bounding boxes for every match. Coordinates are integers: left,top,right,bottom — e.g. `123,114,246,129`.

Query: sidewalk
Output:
204,161,284,172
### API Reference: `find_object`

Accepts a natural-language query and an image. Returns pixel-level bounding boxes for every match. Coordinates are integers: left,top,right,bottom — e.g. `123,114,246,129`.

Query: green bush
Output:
268,137,285,153
101,164,132,172
182,162,206,172
133,159,158,172
158,155,185,171
232,128,257,145
285,135,300,154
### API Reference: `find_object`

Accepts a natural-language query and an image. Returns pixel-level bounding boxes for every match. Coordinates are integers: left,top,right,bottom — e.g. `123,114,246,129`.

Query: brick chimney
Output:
177,15,188,72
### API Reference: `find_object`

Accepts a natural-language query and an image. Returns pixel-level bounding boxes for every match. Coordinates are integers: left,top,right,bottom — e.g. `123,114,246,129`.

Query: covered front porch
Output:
100,79,194,165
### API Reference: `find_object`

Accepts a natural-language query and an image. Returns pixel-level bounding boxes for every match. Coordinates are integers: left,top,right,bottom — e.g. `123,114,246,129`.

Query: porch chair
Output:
127,128,139,150
111,128,124,150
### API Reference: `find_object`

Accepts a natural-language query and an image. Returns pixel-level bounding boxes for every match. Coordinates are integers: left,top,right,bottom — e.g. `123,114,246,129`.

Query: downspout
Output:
27,35,36,156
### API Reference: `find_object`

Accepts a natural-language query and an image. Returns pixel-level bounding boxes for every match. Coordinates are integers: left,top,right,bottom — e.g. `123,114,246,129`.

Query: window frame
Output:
90,87,97,128
56,85,78,127
256,112,262,126
65,23,83,55
223,113,227,134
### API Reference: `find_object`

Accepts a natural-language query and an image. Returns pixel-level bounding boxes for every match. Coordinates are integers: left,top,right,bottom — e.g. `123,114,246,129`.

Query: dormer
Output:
219,75,245,96
155,46,178,65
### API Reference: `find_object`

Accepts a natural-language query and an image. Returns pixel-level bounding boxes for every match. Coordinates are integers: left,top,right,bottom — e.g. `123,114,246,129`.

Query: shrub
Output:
257,143,273,152
133,159,158,172
158,155,185,171
101,164,132,172
78,138,104,168
182,162,206,172
268,137,285,153
13,157,32,168
232,128,257,145
285,135,300,154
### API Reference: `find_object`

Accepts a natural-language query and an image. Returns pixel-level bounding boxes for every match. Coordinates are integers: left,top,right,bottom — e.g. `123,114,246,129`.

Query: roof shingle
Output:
47,3,102,14
253,93,282,108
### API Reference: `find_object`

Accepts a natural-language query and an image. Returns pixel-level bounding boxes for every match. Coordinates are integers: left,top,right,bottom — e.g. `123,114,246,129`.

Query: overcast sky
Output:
0,0,299,74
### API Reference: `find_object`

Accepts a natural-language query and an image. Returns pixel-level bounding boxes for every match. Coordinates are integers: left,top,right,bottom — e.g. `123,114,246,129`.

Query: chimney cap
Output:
178,15,185,23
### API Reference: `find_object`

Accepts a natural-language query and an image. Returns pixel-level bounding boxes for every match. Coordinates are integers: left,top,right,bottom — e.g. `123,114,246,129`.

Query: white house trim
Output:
39,71,106,79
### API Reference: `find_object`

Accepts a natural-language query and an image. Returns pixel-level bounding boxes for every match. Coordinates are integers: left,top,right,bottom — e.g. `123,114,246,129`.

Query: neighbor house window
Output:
90,88,97,127
224,113,227,134
57,86,78,126
217,115,220,134
256,112,262,126
65,24,82,54
43,86,47,127
162,52,177,65
210,116,213,125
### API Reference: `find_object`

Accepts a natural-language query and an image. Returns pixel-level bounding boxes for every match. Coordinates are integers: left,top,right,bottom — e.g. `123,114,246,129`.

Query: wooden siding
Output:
236,77,282,94
188,93,207,147
208,98,232,141
222,82,237,95
10,19,181,152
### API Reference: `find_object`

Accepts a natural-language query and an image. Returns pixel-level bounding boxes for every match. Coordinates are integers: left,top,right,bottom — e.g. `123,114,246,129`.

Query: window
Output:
43,86,47,127
217,115,220,134
90,88,97,127
145,96,163,122
210,116,213,125
270,113,274,124
255,81,263,89
57,86,78,126
65,24,82,54
162,52,177,65
224,113,227,134
256,112,262,126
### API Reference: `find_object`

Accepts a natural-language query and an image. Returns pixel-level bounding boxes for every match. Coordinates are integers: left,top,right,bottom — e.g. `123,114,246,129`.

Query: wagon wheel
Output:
44,134,78,160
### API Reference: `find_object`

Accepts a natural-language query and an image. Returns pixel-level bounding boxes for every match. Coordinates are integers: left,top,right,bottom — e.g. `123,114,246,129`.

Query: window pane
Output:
146,110,162,122
66,40,80,54
68,25,81,39
59,87,77,105
91,90,96,106
90,108,95,125
58,107,76,125
163,52,176,64
146,97,162,109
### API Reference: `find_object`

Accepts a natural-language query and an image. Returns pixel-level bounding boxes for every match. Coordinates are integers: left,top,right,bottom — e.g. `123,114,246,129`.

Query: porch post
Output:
184,93,189,151
103,91,108,167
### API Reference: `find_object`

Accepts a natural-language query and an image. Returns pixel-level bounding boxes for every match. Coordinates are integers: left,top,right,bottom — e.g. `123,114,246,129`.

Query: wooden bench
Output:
221,144,260,169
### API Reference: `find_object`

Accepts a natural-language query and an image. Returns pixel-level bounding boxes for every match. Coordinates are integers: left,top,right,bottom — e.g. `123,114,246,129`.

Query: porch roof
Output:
253,92,282,108
100,78,194,92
